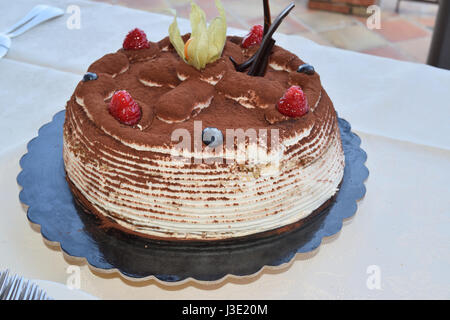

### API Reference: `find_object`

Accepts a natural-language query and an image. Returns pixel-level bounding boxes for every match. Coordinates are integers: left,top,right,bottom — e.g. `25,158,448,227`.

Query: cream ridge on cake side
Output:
62,0,345,241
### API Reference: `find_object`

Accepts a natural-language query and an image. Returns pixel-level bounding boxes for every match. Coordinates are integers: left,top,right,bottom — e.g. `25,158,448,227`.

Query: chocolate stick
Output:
263,0,271,36
229,2,294,75
229,0,272,72
229,55,256,72
254,39,275,77
248,2,295,76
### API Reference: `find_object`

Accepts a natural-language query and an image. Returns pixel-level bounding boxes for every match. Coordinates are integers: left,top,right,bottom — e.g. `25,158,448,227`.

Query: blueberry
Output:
82,72,98,82
297,64,315,75
202,127,223,147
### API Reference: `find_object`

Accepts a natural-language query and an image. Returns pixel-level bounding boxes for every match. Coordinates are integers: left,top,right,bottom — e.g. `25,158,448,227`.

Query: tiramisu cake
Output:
63,1,345,241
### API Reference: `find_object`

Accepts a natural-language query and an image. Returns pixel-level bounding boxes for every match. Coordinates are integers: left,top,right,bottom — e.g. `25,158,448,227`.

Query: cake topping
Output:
119,42,160,64
276,86,309,118
123,28,150,50
241,25,264,49
230,2,295,76
169,0,227,70
75,73,116,103
108,90,142,126
139,55,180,88
155,79,215,123
183,38,194,61
216,70,285,109
202,127,223,147
264,107,290,124
87,52,129,77
82,72,98,82
75,36,322,131
297,63,315,75
269,46,303,72
176,57,228,84
288,71,321,111
263,0,272,35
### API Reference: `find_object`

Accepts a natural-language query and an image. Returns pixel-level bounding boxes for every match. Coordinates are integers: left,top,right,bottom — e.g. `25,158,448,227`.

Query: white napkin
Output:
0,59,80,154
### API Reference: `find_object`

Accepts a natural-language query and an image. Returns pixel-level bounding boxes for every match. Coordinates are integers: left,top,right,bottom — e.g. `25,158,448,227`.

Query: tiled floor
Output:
92,0,438,64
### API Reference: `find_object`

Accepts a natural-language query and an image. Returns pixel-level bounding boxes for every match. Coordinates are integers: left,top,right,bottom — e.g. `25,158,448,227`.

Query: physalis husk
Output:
169,0,227,70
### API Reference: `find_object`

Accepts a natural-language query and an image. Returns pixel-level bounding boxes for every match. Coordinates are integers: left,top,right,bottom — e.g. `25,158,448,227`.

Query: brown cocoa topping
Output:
156,79,215,123
139,54,180,88
70,35,324,147
119,41,160,63
87,52,129,77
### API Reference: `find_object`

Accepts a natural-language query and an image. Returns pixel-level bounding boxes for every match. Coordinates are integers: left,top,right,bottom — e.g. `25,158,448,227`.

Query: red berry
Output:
109,90,142,125
123,28,150,50
242,25,264,48
276,86,309,118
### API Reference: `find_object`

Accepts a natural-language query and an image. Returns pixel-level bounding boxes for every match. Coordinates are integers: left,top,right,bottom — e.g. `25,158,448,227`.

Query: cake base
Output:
18,110,368,282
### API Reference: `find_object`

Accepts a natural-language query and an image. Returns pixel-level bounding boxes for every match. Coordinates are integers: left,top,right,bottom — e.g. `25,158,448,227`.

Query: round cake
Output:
63,2,345,241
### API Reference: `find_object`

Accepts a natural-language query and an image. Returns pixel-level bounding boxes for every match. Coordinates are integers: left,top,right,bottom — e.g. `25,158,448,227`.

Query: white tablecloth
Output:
0,0,449,299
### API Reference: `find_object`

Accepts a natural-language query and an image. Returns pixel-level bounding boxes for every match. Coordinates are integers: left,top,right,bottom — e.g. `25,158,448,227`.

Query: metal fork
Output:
0,269,51,300
0,5,64,59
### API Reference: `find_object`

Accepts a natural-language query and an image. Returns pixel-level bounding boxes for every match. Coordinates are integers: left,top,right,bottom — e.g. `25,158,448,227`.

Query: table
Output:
1,0,449,299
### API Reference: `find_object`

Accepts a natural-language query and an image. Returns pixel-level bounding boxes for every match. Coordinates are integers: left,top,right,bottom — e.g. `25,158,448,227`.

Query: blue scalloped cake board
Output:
17,110,368,282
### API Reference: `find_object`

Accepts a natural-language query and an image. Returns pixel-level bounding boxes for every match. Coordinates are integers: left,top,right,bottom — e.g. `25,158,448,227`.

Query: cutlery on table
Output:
0,269,52,300
0,5,64,59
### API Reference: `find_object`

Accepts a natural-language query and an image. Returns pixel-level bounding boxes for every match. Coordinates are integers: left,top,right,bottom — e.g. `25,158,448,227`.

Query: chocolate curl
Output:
229,55,256,72
229,0,272,72
249,38,275,77
248,2,295,76
263,0,271,36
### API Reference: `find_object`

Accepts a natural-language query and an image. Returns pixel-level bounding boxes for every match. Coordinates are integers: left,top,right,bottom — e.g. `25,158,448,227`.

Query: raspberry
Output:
276,86,309,118
109,90,142,125
123,28,150,50
242,25,264,48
